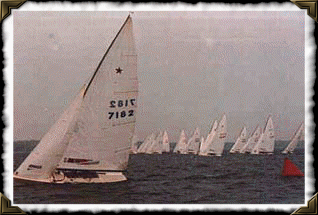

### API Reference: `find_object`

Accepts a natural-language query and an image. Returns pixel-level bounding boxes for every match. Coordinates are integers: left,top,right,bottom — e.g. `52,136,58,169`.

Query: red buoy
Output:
282,157,304,176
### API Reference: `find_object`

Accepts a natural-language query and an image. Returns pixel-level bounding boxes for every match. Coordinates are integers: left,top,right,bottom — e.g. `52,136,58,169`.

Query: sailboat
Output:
173,130,188,154
251,116,275,155
187,127,201,154
137,133,155,154
201,114,227,156
162,131,170,153
240,126,262,154
147,131,163,154
199,120,218,156
229,126,247,154
282,122,304,154
14,15,138,183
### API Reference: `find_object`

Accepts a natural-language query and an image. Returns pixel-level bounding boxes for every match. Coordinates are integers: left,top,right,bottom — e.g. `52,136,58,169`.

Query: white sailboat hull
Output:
14,171,127,183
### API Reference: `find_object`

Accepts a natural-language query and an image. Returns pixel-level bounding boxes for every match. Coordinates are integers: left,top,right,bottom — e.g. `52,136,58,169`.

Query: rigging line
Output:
83,14,131,97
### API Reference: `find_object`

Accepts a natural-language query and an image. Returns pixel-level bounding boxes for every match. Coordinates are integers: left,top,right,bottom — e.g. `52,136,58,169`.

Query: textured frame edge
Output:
290,0,318,22
292,193,318,215
1,0,26,22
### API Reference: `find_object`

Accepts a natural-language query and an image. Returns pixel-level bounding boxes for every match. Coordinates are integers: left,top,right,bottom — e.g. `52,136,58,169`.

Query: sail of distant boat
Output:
130,134,139,154
187,127,201,154
173,130,188,154
282,123,304,154
201,114,227,156
14,14,138,183
137,133,155,154
199,120,218,156
229,126,247,154
147,131,163,154
162,131,170,153
240,126,262,154
251,116,275,155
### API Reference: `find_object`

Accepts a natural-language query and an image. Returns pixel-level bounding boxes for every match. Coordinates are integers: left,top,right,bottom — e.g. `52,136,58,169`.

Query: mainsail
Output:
173,130,188,154
162,131,170,153
14,15,138,183
240,126,262,154
202,114,227,156
199,120,218,156
229,126,247,153
282,122,304,154
251,116,275,154
147,131,163,154
137,133,155,154
130,134,139,154
187,127,201,154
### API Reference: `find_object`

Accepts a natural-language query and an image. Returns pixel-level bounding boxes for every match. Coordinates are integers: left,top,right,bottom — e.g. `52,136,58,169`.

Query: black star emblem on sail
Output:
115,67,123,74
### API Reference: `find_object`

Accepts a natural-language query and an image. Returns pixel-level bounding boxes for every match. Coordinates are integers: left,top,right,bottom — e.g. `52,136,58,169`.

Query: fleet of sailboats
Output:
131,115,303,158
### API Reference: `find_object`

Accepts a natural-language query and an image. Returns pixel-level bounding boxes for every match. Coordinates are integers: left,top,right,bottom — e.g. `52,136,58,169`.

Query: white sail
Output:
57,15,138,175
202,114,227,156
15,15,139,183
14,87,86,183
199,120,218,155
147,131,163,154
240,126,262,154
130,134,139,154
173,130,188,154
137,133,155,154
282,123,304,154
251,116,275,154
251,133,264,154
162,131,170,153
187,127,201,154
229,126,247,154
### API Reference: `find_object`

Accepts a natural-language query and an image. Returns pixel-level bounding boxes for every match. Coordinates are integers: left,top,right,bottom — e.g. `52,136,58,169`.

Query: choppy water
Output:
14,141,304,204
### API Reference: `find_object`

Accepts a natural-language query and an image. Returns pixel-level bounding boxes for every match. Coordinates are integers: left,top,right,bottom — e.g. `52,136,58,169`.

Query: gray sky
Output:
13,11,305,142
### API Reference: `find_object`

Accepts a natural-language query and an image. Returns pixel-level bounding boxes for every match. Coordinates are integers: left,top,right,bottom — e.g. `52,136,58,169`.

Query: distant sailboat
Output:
147,131,163,154
201,114,227,156
137,133,155,154
187,127,201,154
162,131,170,153
229,126,247,154
14,15,138,183
251,116,275,155
173,130,188,154
282,123,304,154
240,126,262,154
199,120,218,156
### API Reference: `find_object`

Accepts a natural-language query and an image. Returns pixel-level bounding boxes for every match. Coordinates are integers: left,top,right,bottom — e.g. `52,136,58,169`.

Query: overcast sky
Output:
13,11,305,142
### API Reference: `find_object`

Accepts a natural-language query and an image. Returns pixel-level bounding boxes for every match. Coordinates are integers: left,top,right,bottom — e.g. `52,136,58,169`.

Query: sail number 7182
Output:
108,99,136,119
